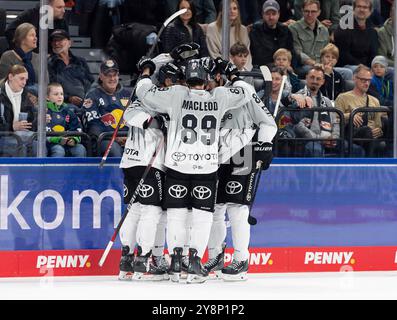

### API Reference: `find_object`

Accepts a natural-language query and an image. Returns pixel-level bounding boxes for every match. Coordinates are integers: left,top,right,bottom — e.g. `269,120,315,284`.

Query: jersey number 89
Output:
181,114,217,146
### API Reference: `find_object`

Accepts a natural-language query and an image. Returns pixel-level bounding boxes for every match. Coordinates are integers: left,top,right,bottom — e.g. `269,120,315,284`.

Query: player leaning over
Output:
135,56,254,283
205,61,277,281
117,62,182,281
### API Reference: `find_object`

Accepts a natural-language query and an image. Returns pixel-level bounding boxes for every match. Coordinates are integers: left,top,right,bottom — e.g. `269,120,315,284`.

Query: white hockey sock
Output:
152,212,167,257
166,208,188,254
227,203,250,261
119,202,141,254
183,210,192,256
136,204,162,255
190,208,213,258
207,203,227,259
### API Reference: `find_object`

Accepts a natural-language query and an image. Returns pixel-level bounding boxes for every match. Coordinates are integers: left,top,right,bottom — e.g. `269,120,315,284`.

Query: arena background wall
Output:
0,158,397,277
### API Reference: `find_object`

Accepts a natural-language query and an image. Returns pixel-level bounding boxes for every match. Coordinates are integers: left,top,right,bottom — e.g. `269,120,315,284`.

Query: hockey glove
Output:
137,56,156,76
214,58,239,80
170,42,200,62
254,142,273,170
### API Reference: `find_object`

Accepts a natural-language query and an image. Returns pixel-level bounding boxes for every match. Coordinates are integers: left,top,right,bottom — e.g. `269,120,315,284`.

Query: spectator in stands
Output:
206,0,252,70
377,4,394,68
335,64,384,157
121,0,166,29
229,42,253,85
48,29,94,109
294,0,341,34
0,23,47,97
46,82,87,157
260,0,296,24
90,0,125,49
292,65,342,157
0,8,8,57
249,0,297,69
368,55,393,108
288,0,330,78
161,0,209,57
5,0,68,53
273,48,302,94
333,0,379,72
83,59,131,157
319,43,345,102
165,0,217,24
237,0,260,26
0,65,36,157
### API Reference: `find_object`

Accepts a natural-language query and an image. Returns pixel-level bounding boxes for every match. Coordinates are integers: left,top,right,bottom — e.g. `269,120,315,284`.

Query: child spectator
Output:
273,48,301,94
46,83,87,157
319,43,345,102
229,42,253,85
368,55,393,108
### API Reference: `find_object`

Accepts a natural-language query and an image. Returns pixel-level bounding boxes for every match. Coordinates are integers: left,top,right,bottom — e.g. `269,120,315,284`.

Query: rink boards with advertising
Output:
0,158,397,277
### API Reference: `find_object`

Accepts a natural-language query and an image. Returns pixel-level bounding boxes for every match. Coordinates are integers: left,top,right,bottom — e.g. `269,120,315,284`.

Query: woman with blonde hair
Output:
0,22,45,95
206,0,252,70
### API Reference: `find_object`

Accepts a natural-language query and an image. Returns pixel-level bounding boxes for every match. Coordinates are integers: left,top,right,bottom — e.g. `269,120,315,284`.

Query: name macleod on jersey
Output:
182,100,218,111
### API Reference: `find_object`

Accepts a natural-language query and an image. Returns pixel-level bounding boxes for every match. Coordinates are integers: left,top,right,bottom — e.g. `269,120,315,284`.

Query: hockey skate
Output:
132,246,152,280
221,259,249,282
179,255,189,280
186,248,208,284
118,246,134,281
147,255,170,281
168,247,183,283
203,242,226,280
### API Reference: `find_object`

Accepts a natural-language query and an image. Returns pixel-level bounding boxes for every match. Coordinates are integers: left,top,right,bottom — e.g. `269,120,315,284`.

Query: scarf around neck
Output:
14,47,36,85
5,81,23,122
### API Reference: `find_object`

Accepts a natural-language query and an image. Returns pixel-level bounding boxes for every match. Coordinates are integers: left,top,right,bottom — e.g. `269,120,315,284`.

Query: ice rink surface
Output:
1,271,397,300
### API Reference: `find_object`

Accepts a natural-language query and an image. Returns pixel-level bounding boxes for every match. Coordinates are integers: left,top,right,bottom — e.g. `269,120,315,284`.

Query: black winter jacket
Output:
334,19,379,68
0,81,35,132
249,21,297,69
160,18,209,57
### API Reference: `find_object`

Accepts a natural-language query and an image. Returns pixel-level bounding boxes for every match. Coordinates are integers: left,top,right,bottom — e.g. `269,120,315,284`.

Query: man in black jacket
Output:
334,0,379,70
249,0,297,69
5,0,68,53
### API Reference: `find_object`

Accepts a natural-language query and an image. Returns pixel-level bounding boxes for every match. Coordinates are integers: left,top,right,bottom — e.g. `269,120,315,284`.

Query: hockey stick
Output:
273,75,287,118
98,137,165,267
259,65,272,98
98,8,187,168
247,67,282,226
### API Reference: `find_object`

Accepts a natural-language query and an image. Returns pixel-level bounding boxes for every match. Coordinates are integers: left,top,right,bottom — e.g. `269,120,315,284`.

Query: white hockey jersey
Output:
136,78,252,174
120,100,165,171
219,80,278,163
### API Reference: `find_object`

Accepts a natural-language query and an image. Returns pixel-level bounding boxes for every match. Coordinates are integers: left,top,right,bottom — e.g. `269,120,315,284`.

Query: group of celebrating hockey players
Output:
116,42,277,284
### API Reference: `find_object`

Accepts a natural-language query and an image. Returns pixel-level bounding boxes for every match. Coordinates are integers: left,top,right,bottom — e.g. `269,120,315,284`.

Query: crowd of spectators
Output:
0,0,395,158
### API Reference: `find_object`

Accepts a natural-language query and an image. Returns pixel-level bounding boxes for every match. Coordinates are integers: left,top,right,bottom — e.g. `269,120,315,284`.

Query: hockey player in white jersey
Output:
117,62,182,281
204,60,277,281
135,56,254,283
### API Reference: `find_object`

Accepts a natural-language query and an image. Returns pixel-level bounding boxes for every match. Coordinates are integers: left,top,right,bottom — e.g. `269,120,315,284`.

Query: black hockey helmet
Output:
185,58,209,86
157,62,182,85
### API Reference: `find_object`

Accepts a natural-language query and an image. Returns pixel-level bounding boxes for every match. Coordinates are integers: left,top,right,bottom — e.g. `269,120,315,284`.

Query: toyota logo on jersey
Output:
225,181,243,195
123,184,128,198
168,185,188,199
172,152,186,162
138,184,154,198
192,186,212,200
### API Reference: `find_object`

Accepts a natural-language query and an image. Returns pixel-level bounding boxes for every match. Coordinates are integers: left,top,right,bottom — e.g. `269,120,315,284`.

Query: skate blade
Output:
118,271,133,281
186,274,208,284
133,272,168,281
207,270,222,280
222,272,248,282
169,273,181,283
